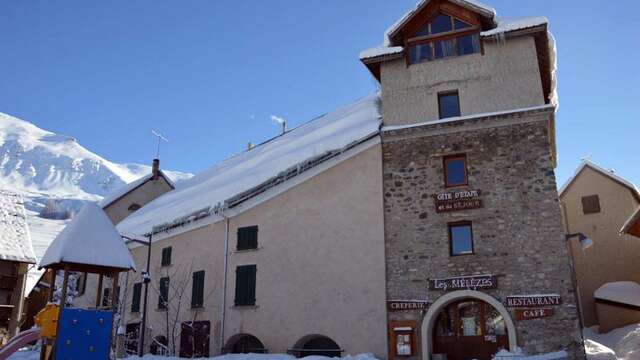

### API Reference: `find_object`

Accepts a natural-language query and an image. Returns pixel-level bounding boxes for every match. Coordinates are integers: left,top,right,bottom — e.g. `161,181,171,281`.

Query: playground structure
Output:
0,203,136,359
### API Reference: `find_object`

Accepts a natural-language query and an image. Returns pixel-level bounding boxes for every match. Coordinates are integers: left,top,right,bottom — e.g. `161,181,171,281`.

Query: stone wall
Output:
381,111,585,358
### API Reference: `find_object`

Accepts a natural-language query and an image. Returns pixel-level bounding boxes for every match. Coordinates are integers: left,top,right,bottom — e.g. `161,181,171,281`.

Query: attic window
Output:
408,13,481,65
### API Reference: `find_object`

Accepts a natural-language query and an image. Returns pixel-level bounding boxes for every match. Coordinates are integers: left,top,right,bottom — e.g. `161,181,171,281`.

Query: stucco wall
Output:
104,177,174,225
76,144,387,357
380,36,545,127
223,144,387,358
560,166,640,327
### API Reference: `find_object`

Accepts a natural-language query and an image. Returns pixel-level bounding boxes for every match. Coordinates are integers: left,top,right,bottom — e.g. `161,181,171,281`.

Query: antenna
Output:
151,130,169,158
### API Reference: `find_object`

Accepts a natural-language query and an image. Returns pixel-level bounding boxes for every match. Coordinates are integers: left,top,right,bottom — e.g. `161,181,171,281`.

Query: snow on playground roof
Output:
595,281,640,308
40,203,136,271
117,94,382,237
0,190,36,264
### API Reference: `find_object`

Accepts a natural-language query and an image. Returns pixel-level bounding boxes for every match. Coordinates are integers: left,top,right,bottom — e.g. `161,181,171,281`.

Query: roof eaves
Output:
559,160,640,201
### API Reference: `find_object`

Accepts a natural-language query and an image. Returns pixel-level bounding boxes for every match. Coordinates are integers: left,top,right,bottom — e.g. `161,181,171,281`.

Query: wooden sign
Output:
505,295,562,308
433,190,482,213
429,275,497,292
387,300,430,312
515,308,554,320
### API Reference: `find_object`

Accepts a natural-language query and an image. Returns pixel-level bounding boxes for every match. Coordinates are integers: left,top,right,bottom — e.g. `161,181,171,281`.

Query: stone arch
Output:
292,334,342,358
421,290,517,360
225,333,267,354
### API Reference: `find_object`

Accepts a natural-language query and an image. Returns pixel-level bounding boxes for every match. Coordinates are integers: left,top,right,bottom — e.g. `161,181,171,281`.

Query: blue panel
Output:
55,308,113,360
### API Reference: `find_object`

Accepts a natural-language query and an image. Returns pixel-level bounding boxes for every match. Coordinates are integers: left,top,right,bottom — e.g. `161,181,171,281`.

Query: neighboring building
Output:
560,160,640,328
72,1,584,359
0,190,37,342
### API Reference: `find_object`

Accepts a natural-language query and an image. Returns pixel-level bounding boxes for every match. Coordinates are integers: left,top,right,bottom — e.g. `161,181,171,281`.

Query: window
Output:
449,222,474,256
237,226,259,251
161,247,172,267
582,195,601,214
158,277,169,310
439,91,461,119
444,154,467,187
234,265,257,306
128,204,141,212
131,283,142,313
408,13,481,64
191,271,205,308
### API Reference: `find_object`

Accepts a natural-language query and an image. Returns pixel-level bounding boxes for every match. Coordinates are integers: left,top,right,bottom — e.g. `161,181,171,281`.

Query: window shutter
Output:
191,271,205,308
131,283,142,313
237,226,258,251
247,265,256,305
161,247,172,266
235,267,246,306
248,227,258,249
159,277,170,309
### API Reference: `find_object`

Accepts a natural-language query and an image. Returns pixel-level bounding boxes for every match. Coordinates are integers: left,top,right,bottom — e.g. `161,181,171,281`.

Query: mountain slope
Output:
0,112,192,264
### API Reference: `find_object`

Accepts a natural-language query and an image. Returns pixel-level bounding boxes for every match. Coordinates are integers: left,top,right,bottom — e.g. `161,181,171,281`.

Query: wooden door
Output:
180,321,211,358
433,300,509,360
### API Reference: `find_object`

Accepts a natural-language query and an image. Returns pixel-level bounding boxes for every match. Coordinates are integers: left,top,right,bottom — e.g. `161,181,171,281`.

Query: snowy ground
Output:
7,351,379,360
584,323,640,360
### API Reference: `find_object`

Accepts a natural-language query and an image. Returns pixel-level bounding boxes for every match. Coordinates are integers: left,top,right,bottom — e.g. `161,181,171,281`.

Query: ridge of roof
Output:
559,160,640,201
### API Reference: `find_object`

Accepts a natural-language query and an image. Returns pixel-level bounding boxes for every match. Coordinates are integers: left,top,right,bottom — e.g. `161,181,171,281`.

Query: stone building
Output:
362,0,583,359
560,160,640,331
0,190,37,343
69,1,584,359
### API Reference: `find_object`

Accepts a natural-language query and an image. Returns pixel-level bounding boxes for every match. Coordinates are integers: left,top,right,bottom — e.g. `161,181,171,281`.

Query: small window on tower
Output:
582,195,601,214
444,155,468,188
439,91,461,119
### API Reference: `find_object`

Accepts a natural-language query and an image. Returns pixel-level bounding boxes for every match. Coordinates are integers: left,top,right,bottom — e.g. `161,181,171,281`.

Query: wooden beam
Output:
96,274,104,308
59,268,69,310
110,272,119,311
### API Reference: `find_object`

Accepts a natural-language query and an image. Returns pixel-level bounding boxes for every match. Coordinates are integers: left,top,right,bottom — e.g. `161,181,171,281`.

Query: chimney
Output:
152,159,160,180
248,142,254,150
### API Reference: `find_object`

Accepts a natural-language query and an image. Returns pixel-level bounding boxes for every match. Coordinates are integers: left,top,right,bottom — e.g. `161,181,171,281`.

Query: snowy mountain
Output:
0,112,192,267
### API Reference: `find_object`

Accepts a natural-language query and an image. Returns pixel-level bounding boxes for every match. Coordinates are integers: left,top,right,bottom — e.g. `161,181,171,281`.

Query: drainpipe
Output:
219,211,230,355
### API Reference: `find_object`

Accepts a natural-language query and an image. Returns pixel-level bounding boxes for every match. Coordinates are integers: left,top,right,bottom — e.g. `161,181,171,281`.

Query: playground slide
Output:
0,328,40,360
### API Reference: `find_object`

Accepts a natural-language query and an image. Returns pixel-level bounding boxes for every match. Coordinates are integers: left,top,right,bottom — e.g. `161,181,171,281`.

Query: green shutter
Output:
191,271,205,308
247,265,256,305
161,247,172,266
131,283,142,313
237,226,258,251
159,277,169,309
234,265,256,306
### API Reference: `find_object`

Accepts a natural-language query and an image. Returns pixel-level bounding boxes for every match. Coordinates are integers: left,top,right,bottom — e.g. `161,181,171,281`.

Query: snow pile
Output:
118,94,382,237
481,17,548,37
584,323,640,360
359,46,404,60
493,349,568,360
39,203,136,270
594,281,640,307
0,190,36,263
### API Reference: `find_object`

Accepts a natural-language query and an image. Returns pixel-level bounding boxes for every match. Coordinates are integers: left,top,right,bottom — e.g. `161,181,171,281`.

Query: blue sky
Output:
1,0,639,187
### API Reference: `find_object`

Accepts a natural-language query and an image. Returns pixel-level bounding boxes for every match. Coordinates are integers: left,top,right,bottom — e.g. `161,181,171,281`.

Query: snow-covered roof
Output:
0,190,36,264
384,0,496,46
359,46,404,61
117,94,382,237
559,160,640,200
40,202,136,271
98,171,175,209
481,16,548,37
595,281,640,308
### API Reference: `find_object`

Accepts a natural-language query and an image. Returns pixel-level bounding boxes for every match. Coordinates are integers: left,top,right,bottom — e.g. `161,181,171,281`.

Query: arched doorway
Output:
422,291,517,360
292,335,342,358
225,333,267,354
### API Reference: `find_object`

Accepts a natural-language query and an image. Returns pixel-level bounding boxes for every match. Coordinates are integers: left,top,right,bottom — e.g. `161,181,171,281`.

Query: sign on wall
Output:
505,294,562,308
515,308,554,320
433,190,483,213
429,275,497,292
387,300,430,312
